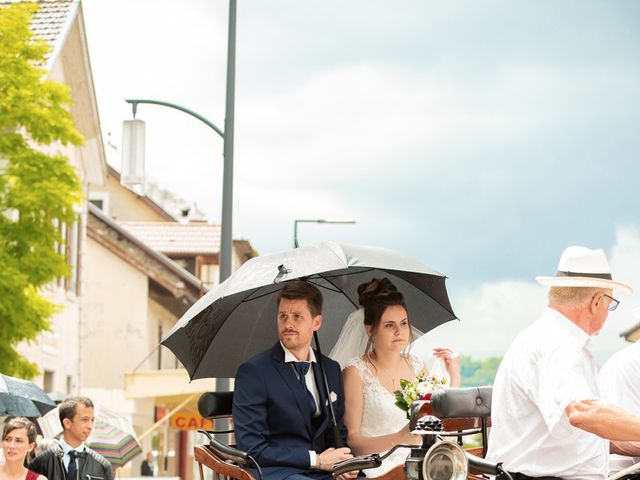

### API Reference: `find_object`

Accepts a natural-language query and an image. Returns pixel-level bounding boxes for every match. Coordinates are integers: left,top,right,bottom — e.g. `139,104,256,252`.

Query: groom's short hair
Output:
277,281,323,317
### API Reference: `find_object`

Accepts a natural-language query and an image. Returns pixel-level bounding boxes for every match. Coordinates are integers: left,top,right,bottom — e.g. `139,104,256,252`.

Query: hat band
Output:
556,270,612,280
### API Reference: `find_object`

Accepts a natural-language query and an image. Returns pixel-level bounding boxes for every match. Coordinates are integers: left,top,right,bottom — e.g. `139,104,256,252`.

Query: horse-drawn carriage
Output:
193,386,498,480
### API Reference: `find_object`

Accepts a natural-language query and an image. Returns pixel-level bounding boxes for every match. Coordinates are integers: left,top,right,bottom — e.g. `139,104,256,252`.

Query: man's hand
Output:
316,447,353,472
336,472,359,480
611,440,640,456
566,399,640,441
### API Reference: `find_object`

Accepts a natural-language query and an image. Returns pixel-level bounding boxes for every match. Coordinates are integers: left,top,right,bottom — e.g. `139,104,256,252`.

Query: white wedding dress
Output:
344,355,424,478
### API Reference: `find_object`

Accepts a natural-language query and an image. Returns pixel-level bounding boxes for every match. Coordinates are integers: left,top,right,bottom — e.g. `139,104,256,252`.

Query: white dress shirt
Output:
486,307,609,480
599,340,640,472
59,437,87,470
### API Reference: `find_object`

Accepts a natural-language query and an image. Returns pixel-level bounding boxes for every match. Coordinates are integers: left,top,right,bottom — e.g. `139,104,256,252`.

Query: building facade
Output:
10,2,256,478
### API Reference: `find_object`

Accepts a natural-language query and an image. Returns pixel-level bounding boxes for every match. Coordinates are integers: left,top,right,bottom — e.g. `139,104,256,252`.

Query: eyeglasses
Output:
603,294,620,311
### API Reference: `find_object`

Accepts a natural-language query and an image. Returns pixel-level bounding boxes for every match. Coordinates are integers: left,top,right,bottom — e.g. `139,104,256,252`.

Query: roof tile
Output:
1,0,77,62
29,1,74,45
119,222,223,255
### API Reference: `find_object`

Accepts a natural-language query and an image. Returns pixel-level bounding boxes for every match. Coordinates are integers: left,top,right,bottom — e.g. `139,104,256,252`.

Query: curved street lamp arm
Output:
125,99,225,139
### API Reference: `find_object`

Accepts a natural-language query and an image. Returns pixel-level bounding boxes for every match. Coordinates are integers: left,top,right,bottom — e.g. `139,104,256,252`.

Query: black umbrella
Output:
162,241,457,380
0,374,57,417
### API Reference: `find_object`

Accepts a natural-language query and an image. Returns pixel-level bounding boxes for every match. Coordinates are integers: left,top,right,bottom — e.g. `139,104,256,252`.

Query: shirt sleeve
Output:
600,347,640,414
535,346,595,433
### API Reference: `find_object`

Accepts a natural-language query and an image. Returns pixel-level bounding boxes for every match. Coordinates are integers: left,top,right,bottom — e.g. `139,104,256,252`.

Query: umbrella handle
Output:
313,332,345,448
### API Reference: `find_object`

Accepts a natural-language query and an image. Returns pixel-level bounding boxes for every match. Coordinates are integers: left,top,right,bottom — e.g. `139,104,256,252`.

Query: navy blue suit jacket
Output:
232,342,348,479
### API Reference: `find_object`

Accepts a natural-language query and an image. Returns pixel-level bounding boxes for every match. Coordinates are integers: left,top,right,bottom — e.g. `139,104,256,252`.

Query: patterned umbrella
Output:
38,404,142,468
0,374,56,417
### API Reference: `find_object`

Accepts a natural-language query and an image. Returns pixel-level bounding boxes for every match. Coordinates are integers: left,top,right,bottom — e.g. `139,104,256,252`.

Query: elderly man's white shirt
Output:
486,307,608,480
599,340,640,472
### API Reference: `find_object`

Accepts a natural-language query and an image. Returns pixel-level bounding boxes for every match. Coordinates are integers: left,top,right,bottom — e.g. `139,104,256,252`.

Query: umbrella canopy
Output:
0,374,56,417
163,241,458,380
38,404,142,468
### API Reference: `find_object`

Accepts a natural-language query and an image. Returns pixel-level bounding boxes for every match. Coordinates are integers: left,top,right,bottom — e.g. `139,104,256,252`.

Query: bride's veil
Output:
329,308,425,369
329,308,368,369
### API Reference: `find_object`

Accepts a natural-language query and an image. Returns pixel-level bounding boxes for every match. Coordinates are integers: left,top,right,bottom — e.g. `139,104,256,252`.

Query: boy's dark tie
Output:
67,450,77,480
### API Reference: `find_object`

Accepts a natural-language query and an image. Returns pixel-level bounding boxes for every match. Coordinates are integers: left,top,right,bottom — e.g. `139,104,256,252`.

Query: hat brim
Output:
535,276,633,295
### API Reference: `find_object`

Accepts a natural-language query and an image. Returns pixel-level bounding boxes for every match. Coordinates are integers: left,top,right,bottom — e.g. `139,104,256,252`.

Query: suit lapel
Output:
272,344,313,435
312,360,328,412
312,357,332,439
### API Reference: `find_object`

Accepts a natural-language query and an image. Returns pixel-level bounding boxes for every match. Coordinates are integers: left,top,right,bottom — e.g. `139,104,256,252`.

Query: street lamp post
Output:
293,219,356,248
121,0,237,284
122,99,234,284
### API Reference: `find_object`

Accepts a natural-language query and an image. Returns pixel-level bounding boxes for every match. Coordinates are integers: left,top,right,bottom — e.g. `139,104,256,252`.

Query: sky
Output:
80,0,640,362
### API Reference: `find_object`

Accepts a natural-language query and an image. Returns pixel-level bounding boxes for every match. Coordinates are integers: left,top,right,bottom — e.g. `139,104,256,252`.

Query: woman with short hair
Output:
1,417,47,480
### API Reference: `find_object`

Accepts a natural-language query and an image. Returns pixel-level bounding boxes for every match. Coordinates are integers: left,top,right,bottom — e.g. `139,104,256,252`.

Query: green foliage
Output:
459,355,502,387
0,3,83,378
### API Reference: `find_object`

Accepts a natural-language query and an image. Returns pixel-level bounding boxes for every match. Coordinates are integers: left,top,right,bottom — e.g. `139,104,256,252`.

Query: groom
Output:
232,280,357,480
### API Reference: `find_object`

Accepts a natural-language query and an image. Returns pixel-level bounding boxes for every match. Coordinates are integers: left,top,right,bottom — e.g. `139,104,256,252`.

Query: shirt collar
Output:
59,437,86,455
542,306,591,348
280,342,317,364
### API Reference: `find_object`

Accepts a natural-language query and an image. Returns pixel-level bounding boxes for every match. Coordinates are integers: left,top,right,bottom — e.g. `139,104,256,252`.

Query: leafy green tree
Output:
0,3,83,378
460,355,502,387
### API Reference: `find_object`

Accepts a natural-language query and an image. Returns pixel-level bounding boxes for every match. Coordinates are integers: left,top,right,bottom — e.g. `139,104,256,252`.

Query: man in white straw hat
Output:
486,246,640,480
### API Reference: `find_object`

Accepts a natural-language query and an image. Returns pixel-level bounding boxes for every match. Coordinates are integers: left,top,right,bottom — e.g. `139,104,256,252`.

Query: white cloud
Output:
412,280,545,360
236,65,462,184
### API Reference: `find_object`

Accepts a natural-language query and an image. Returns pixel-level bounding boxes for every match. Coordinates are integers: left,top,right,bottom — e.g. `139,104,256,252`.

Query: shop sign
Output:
170,412,214,430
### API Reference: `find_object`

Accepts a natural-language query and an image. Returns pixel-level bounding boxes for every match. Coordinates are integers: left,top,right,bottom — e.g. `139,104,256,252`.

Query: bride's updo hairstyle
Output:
358,277,413,359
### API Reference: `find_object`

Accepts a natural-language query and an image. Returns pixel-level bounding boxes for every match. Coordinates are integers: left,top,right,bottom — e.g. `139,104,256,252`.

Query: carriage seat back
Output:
430,386,492,419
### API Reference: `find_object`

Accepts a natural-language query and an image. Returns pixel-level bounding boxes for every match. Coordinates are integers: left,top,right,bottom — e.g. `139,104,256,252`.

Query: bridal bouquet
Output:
394,370,448,418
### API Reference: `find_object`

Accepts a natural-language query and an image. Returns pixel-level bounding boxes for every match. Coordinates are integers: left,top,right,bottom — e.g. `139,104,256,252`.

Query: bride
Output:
330,278,460,478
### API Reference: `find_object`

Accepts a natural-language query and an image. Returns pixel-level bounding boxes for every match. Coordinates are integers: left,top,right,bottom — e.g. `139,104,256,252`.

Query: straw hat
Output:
536,246,632,295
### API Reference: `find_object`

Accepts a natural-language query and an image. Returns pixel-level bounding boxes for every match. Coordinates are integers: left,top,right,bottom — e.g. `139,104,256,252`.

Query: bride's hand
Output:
432,347,461,386
395,424,421,445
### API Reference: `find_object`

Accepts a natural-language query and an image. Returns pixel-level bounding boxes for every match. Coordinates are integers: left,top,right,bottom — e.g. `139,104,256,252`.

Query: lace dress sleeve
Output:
343,356,376,389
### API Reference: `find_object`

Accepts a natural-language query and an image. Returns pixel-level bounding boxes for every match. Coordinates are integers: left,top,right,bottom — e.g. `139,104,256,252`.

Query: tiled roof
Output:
119,222,223,255
89,205,203,294
1,0,78,66
30,1,75,45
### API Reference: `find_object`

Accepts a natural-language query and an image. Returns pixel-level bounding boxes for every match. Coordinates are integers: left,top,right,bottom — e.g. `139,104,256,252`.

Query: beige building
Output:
89,165,178,223
83,202,210,478
15,0,107,397
11,2,257,479
86,174,256,479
